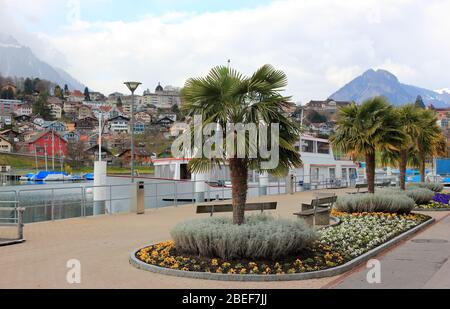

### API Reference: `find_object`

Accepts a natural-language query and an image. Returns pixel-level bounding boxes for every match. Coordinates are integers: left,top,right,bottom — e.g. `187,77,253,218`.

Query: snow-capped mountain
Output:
0,34,84,91
329,69,450,107
435,88,450,95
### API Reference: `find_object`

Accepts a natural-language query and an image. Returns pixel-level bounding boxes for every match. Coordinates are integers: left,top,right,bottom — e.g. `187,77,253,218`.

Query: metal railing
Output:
0,173,390,224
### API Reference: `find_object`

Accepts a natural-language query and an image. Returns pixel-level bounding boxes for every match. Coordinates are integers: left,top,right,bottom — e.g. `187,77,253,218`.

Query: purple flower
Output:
433,193,450,205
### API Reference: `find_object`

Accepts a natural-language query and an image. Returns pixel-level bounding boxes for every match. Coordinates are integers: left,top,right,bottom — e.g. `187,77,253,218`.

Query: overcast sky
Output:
1,0,450,102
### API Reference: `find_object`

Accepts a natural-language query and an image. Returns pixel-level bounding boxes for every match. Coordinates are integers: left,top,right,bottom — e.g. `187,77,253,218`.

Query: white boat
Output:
153,134,360,191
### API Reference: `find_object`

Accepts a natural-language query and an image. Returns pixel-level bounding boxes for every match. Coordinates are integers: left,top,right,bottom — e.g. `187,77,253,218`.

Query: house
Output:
14,114,31,123
85,144,113,163
63,101,78,115
133,121,146,134
75,116,98,130
63,131,80,142
108,115,130,133
78,105,93,119
117,147,152,165
67,90,84,103
49,103,63,119
0,112,12,128
41,121,66,133
135,111,152,124
25,130,67,157
0,99,22,114
15,103,32,116
155,116,175,128
0,129,21,143
0,135,12,153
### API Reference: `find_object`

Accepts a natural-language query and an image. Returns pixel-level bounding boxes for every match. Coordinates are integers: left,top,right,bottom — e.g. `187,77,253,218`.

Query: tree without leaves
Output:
181,64,302,225
84,87,91,101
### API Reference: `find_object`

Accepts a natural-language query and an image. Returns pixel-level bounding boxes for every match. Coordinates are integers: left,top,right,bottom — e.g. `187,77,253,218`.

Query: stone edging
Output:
129,218,434,282
414,208,450,212
0,239,25,247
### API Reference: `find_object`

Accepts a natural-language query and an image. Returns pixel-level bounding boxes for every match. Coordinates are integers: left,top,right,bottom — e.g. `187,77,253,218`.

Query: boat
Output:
33,171,71,182
83,173,94,181
153,134,360,191
20,173,36,181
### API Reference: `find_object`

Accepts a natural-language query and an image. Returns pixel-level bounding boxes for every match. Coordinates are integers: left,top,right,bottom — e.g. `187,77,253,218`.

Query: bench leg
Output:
315,210,330,226
297,215,313,228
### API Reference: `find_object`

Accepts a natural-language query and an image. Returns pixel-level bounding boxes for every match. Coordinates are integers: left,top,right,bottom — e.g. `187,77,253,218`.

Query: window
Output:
329,168,336,179
301,139,314,152
317,142,330,154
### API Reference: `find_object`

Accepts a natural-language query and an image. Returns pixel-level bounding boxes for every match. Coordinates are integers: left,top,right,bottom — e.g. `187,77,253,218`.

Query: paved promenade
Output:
0,188,448,289
328,212,450,289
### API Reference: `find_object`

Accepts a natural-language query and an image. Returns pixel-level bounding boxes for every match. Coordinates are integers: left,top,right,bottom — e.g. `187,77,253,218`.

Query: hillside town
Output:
0,77,188,170
2,76,450,172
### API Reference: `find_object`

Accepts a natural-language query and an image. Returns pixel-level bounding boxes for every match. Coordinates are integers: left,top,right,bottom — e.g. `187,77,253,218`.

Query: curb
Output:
0,239,25,247
129,217,434,282
414,208,450,212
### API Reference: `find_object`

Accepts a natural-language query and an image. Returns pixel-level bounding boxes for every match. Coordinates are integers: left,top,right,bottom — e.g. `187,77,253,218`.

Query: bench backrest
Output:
196,202,277,215
355,183,368,189
311,196,337,207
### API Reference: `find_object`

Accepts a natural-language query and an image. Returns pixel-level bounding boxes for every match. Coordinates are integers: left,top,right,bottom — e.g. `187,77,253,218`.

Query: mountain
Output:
0,34,84,91
329,69,450,107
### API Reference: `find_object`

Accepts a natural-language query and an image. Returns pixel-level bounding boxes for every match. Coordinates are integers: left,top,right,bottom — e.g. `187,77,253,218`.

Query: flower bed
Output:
134,211,430,275
415,193,450,210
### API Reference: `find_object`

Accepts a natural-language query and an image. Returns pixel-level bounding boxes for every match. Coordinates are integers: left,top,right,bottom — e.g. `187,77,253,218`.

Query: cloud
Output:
2,0,450,101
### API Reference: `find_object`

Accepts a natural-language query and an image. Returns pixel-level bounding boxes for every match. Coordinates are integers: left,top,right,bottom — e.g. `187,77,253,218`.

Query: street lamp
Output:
124,81,141,182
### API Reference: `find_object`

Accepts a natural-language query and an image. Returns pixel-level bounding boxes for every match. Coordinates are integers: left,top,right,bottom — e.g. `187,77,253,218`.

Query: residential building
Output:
15,103,32,116
75,116,97,130
0,113,12,127
155,116,175,128
118,147,152,165
108,115,130,133
135,112,152,124
25,130,67,157
67,90,85,103
0,129,21,143
133,121,146,134
63,101,78,115
41,121,66,133
142,83,181,109
0,135,12,153
0,82,17,95
78,105,92,119
0,99,22,114
85,144,113,163
14,114,31,123
49,103,63,119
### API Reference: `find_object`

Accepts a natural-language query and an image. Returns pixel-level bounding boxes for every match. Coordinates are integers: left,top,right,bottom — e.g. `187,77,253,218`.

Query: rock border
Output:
129,217,434,282
414,207,450,212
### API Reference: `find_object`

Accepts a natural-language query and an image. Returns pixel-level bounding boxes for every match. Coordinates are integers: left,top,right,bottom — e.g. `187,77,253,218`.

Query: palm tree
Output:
381,104,421,190
330,97,405,193
413,109,445,182
181,65,302,225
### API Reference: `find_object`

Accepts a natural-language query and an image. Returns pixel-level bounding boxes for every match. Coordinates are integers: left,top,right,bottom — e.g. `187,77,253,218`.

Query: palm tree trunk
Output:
229,158,248,225
365,152,376,193
399,149,407,190
419,152,426,182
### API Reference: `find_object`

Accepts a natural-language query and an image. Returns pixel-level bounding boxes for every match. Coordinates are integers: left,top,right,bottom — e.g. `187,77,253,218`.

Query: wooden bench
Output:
0,207,25,244
293,194,337,227
347,183,369,194
376,180,391,188
196,202,277,217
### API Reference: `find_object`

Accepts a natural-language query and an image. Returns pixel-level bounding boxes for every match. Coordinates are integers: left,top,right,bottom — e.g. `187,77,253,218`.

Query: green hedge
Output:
407,182,444,193
335,192,415,214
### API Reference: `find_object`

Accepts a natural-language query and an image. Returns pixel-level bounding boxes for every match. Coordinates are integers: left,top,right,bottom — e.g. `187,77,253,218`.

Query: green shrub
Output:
378,187,434,205
407,182,444,193
335,192,415,214
170,214,318,260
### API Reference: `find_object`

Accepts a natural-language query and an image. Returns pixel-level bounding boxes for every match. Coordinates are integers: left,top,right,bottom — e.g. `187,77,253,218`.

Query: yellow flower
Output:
216,267,223,273
211,259,219,266
240,269,247,274
222,262,231,268
228,268,236,274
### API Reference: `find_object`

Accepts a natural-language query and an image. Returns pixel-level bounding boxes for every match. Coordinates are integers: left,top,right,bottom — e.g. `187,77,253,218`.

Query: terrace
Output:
0,188,449,289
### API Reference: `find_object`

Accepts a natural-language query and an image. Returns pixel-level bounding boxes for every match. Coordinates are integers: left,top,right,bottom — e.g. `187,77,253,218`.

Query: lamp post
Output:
124,81,141,183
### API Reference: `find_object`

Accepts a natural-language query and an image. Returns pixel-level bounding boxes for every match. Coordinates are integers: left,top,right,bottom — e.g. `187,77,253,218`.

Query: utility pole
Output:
44,143,48,171
51,129,55,171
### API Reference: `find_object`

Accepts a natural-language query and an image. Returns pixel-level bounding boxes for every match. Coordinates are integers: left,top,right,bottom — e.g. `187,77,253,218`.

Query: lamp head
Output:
124,81,141,93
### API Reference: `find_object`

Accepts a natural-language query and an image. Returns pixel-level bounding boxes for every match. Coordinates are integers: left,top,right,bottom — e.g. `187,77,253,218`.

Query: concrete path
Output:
328,212,450,289
1,187,447,289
